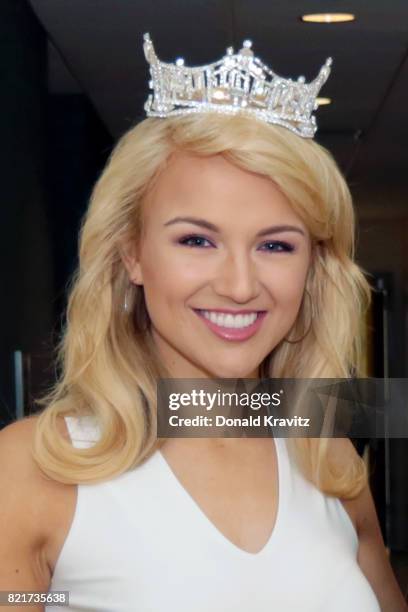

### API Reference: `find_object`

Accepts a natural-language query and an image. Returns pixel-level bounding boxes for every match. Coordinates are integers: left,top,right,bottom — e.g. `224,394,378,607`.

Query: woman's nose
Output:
211,251,261,304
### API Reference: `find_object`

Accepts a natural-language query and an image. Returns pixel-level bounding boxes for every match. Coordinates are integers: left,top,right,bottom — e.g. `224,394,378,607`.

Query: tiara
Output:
142,33,332,139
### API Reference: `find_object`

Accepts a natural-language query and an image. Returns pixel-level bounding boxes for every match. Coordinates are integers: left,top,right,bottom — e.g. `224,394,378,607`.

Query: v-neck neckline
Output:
156,437,288,558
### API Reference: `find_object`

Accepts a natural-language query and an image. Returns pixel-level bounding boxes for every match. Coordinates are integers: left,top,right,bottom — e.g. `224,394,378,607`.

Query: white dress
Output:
46,415,381,611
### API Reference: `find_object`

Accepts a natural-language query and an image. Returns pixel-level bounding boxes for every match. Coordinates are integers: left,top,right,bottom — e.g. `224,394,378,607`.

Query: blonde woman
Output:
1,38,407,611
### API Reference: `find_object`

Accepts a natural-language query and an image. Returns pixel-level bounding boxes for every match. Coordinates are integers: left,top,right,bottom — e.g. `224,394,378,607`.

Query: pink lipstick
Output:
193,309,267,341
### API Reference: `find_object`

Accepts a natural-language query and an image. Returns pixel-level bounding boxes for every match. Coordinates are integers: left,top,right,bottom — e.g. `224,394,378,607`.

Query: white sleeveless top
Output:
47,415,381,612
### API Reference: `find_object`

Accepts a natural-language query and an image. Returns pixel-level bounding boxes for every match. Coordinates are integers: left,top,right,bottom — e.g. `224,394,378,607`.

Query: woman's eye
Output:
178,236,295,252
259,241,295,253
178,235,213,248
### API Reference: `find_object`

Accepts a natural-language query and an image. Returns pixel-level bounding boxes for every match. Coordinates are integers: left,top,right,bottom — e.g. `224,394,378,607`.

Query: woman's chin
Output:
204,364,260,380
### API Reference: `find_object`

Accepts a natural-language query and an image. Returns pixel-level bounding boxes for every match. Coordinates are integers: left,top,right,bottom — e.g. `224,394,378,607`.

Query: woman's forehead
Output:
143,152,303,224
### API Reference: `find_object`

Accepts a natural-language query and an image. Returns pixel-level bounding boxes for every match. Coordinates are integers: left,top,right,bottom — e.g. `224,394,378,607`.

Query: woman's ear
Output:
119,240,144,286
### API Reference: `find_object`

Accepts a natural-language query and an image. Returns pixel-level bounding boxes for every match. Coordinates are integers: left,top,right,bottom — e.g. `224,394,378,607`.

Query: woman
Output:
1,37,407,611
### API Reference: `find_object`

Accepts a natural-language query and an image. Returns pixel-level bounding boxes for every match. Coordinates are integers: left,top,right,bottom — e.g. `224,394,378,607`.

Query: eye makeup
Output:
176,234,296,253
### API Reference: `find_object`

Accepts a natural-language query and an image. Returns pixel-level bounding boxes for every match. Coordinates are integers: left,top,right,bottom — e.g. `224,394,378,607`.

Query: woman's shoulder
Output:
0,413,75,519
0,414,63,473
325,437,372,533
326,436,359,470
0,414,72,472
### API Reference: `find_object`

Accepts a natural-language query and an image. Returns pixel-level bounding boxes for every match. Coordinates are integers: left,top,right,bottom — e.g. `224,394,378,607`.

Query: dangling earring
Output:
123,280,134,313
283,289,314,344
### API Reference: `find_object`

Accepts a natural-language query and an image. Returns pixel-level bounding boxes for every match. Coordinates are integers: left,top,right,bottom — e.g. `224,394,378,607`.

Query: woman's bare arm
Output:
333,438,408,611
0,417,52,611
355,480,408,611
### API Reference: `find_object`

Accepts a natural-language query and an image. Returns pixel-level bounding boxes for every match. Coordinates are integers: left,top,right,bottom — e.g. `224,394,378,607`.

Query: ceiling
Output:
28,0,408,190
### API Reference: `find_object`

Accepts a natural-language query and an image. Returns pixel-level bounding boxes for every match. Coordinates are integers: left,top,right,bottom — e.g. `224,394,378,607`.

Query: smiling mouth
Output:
194,309,264,328
192,308,267,341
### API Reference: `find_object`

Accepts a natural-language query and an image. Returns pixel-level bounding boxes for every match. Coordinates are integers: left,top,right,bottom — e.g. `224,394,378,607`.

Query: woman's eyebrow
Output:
163,216,305,237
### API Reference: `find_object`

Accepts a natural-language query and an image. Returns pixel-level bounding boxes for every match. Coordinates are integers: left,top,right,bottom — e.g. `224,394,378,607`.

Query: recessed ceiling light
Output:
316,97,332,106
301,13,355,23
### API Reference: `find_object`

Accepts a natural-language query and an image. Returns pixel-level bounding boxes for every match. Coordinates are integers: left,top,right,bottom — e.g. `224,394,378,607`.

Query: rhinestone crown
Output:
143,33,332,139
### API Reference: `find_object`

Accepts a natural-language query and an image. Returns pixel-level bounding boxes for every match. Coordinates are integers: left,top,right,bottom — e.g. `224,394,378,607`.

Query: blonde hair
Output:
32,114,371,497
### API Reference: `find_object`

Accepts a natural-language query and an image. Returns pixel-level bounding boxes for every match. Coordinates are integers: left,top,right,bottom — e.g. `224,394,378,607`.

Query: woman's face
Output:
122,152,312,379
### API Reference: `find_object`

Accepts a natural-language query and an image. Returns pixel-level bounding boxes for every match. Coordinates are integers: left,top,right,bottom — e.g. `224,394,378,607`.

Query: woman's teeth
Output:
200,310,258,329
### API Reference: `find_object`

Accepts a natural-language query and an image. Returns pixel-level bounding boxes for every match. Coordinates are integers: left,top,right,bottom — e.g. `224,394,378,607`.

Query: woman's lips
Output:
193,309,267,341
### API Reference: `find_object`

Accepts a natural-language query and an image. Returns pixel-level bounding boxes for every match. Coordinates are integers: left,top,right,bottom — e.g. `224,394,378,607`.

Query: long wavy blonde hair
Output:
32,113,372,497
